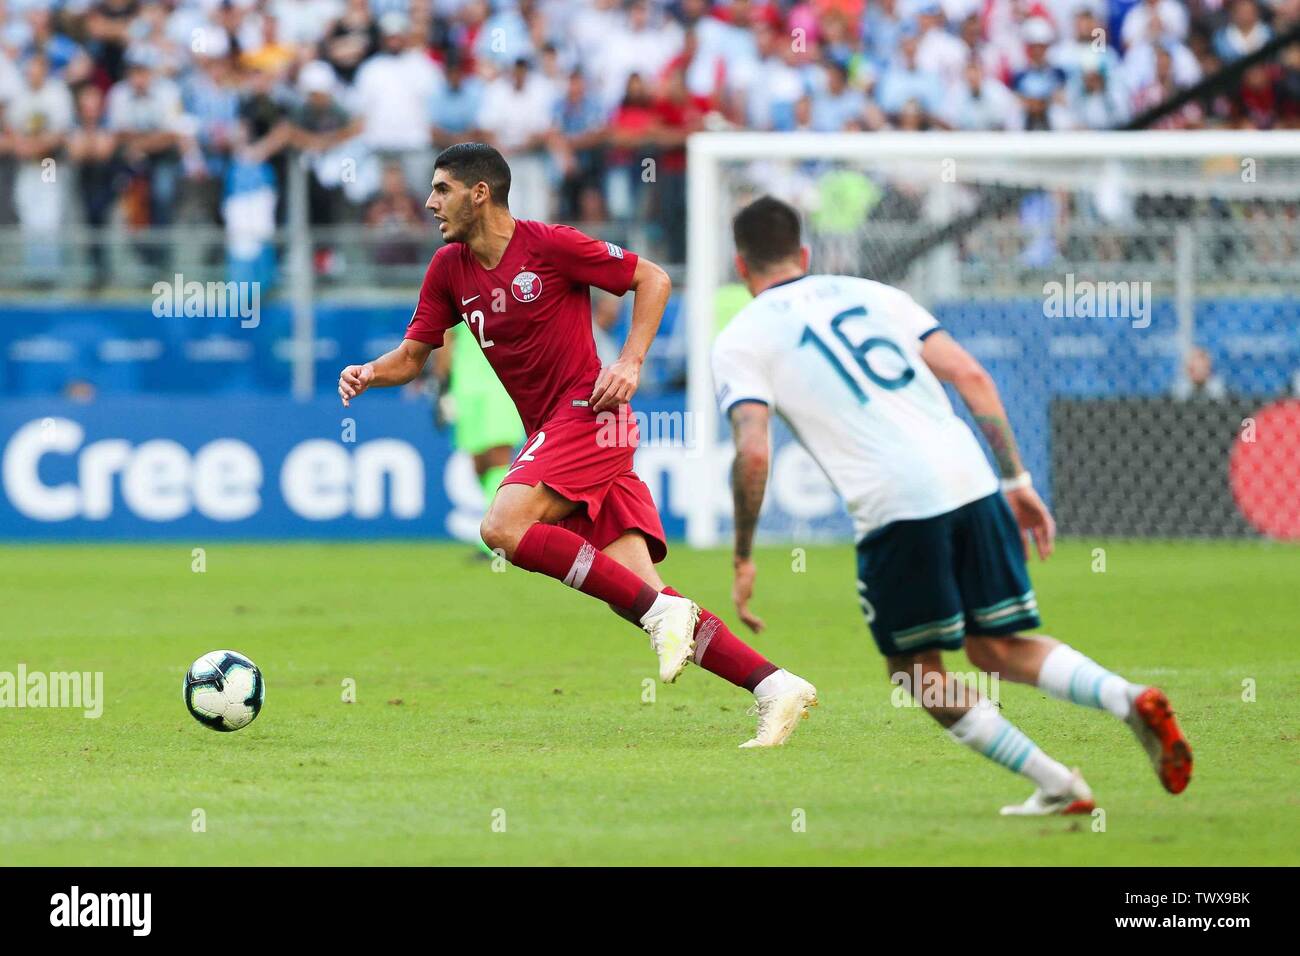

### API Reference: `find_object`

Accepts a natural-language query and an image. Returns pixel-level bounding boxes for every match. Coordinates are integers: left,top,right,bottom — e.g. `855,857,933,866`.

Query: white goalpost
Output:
685,131,1300,548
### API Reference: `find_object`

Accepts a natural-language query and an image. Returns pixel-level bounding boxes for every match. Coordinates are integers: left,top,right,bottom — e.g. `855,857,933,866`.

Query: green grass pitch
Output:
1,539,1296,866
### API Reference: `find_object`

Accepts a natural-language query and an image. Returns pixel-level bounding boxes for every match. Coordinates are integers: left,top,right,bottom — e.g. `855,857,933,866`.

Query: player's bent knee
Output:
479,511,524,559
885,651,941,692
966,635,1013,672
886,651,971,727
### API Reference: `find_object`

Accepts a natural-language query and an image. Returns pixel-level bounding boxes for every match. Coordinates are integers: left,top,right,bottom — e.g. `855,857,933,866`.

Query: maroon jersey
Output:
404,219,639,433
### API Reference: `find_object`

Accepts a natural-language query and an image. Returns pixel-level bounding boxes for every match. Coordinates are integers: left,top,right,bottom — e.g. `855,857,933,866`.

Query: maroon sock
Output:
513,523,659,619
663,587,778,691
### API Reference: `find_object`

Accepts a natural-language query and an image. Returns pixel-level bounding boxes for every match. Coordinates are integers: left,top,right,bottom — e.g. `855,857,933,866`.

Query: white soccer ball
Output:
184,650,265,732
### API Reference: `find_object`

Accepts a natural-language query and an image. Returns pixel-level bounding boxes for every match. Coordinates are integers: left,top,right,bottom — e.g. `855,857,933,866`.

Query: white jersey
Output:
712,274,998,540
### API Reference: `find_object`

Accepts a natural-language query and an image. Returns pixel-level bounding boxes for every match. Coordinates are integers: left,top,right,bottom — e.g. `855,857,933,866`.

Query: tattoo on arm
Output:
730,404,769,559
975,414,1023,479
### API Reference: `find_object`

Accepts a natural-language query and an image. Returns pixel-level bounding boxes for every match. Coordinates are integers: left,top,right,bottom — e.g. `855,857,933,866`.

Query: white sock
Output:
1037,644,1135,719
949,699,1074,795
753,668,795,698
639,591,677,625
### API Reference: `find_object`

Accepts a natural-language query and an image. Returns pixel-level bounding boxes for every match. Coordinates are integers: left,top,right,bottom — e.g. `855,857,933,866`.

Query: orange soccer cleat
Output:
1127,687,1194,795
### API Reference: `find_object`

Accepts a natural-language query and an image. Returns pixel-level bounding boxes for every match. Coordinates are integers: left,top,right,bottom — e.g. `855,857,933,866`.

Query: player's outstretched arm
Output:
338,339,435,407
729,400,772,633
920,330,1056,559
589,258,671,413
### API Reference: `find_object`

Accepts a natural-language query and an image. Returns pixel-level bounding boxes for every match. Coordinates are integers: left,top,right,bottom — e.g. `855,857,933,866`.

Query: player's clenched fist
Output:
338,363,374,407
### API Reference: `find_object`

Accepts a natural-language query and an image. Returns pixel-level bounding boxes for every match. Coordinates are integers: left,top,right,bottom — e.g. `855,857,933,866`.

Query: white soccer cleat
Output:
642,595,699,683
739,675,819,748
999,768,1096,817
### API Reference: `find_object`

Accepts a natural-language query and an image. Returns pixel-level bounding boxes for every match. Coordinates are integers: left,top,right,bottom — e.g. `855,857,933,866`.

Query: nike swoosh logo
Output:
461,295,480,305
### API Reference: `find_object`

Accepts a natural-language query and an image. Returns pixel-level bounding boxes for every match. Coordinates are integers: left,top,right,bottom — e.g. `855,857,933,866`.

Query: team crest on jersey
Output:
511,271,542,303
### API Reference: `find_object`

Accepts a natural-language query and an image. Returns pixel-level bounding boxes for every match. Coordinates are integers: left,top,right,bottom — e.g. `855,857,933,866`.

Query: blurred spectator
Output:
181,48,240,220
536,42,568,102
222,121,278,287
915,2,968,87
810,59,866,130
1190,46,1238,124
473,0,535,70
105,45,193,264
85,0,142,85
476,55,553,220
285,60,364,218
863,0,908,70
876,28,945,120
650,63,704,260
1052,8,1123,80
130,0,188,77
431,52,483,147
1214,0,1271,62
1121,0,1191,48
1063,52,1132,127
239,58,365,272
240,14,296,77
604,70,654,220
959,11,1013,85
64,83,118,285
274,0,345,48
1234,61,1283,127
943,57,1022,129
1124,31,1202,90
233,60,291,224
0,0,1295,283
592,0,682,110
1012,17,1067,101
790,92,816,130
365,158,424,264
1172,346,1228,400
1133,41,1206,126
1280,5,1300,126
551,67,605,219
352,12,441,192
685,0,758,102
733,16,810,130
0,42,19,107
321,0,378,83
1011,18,1070,128
8,51,73,276
983,0,1049,80
18,8,93,85
570,0,622,72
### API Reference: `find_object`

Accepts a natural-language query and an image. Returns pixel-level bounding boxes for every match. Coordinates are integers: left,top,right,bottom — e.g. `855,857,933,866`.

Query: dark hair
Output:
732,195,801,273
433,142,511,207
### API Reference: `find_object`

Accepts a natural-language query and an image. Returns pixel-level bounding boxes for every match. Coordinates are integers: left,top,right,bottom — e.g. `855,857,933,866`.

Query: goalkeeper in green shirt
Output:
432,323,525,544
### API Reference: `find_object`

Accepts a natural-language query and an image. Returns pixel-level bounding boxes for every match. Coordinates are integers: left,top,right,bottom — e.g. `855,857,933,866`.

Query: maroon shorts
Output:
498,406,668,563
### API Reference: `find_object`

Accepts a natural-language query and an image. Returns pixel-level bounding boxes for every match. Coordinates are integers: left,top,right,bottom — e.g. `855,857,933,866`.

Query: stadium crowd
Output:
0,0,1297,273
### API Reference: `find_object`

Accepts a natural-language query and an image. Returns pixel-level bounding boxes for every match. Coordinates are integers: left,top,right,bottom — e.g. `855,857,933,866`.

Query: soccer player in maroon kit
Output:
338,143,817,747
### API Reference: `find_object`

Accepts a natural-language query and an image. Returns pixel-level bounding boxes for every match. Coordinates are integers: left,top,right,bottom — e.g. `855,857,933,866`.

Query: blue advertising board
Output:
2,294,1294,542
0,392,871,542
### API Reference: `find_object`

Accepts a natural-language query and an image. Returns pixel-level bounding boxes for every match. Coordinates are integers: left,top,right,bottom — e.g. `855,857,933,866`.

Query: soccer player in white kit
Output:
712,196,1193,815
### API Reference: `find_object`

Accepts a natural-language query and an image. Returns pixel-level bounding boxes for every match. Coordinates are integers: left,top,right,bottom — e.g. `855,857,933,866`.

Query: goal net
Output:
684,132,1300,547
